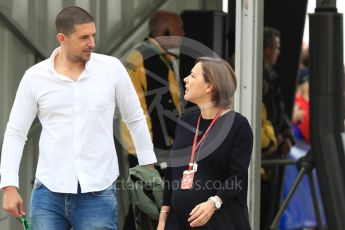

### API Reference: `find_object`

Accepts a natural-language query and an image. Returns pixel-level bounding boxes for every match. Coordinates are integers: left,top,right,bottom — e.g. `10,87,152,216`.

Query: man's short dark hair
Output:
55,6,94,35
264,27,281,49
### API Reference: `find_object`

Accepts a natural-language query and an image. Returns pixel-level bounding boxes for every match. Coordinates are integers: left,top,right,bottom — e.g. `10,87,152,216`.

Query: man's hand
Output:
2,186,25,217
280,138,292,157
188,200,215,227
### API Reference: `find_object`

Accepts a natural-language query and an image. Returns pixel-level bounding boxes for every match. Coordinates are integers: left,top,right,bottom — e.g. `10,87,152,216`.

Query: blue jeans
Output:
30,179,117,230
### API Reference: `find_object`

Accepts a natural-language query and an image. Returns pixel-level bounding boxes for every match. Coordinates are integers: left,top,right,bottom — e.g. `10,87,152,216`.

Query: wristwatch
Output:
208,196,222,210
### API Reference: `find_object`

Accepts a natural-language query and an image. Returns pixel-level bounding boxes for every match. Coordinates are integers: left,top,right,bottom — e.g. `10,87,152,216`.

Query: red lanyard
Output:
188,107,224,170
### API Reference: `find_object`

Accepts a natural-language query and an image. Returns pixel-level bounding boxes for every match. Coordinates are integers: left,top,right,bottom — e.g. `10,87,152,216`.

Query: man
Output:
262,27,294,160
0,6,156,230
121,11,185,172
260,27,295,230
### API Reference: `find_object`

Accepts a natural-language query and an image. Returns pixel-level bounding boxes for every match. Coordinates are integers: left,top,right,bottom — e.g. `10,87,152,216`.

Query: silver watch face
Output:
210,197,221,209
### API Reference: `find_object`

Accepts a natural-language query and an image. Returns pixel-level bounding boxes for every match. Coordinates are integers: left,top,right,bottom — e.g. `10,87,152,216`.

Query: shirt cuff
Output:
0,173,19,189
136,149,157,165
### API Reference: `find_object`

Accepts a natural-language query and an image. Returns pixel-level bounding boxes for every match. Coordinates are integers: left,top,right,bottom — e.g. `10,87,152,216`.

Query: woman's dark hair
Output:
55,6,94,35
196,57,237,109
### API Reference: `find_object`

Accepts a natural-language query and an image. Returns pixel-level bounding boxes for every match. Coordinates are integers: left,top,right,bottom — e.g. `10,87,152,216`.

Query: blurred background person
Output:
292,47,310,143
121,10,185,175
261,27,295,230
120,10,185,230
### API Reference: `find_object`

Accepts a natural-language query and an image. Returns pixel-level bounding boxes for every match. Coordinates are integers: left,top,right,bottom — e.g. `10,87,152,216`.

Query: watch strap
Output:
208,196,221,210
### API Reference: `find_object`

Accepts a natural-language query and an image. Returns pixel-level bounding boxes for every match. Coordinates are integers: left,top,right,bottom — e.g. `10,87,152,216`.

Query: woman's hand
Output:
188,200,215,227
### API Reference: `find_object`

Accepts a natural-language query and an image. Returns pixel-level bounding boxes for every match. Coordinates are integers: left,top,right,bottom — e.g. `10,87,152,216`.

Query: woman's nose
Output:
184,76,188,83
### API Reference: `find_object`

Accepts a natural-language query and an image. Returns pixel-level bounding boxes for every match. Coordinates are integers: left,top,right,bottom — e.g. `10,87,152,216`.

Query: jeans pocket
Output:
32,178,43,190
91,183,116,197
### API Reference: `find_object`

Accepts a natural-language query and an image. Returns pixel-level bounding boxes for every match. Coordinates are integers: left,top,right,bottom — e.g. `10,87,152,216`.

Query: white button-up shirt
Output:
0,48,157,193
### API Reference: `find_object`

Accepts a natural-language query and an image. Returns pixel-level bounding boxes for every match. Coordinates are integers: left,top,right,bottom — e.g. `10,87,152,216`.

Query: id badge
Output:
181,170,195,190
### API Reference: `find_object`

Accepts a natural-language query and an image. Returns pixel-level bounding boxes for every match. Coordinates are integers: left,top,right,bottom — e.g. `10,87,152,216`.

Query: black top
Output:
263,67,294,143
162,111,253,230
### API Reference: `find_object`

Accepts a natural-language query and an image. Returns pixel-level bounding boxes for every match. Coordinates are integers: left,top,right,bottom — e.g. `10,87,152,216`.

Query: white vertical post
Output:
234,0,263,229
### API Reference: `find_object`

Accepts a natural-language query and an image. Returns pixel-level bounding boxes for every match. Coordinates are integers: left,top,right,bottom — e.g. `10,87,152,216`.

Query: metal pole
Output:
307,172,324,229
269,167,306,229
235,1,263,229
309,0,345,228
261,159,297,166
0,8,47,59
316,0,337,10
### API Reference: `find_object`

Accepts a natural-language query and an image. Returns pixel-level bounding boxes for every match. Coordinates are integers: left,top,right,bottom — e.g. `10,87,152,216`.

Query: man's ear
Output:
56,33,66,43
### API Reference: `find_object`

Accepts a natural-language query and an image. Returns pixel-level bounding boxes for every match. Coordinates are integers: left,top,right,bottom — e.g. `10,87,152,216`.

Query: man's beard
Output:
69,53,89,64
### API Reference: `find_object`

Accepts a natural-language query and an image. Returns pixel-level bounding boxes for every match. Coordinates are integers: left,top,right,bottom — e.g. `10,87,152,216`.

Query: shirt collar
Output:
49,47,93,81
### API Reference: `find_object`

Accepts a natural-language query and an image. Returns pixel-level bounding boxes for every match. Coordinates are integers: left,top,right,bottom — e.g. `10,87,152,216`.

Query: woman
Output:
157,57,253,229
